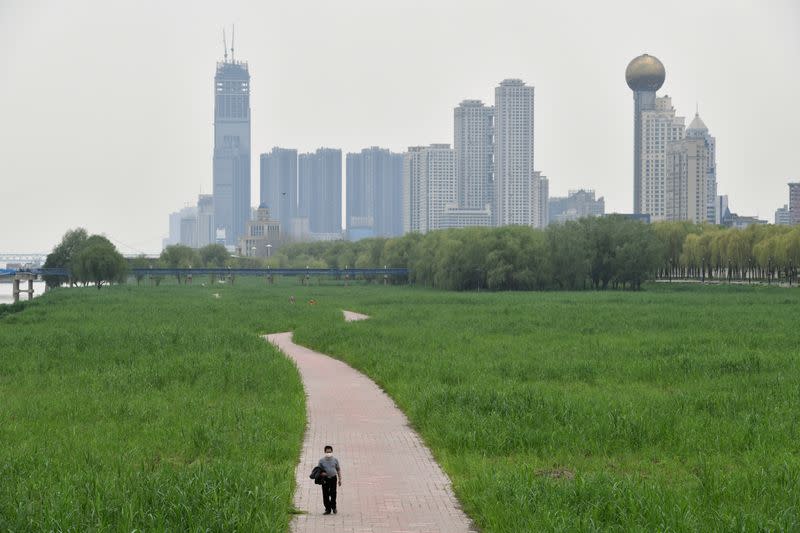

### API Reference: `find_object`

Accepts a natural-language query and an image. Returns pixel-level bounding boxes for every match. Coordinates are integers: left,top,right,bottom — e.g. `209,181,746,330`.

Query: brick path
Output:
265,311,475,533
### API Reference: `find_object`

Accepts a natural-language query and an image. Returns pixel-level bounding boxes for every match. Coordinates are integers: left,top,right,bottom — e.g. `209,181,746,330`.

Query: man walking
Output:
318,445,342,514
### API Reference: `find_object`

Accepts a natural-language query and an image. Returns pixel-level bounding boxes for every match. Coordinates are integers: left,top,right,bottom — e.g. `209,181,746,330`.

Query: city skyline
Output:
1,1,799,252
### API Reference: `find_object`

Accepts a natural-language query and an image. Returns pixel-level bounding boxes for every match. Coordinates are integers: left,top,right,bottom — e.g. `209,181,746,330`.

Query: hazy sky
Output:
1,0,798,254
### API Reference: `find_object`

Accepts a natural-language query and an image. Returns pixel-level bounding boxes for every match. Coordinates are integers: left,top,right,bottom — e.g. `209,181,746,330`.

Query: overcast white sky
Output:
1,0,798,254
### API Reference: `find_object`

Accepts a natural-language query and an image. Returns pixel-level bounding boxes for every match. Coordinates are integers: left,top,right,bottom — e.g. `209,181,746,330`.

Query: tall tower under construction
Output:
213,31,251,245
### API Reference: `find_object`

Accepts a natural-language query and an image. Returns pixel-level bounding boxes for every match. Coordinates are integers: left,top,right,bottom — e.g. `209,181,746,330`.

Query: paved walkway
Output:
265,310,475,533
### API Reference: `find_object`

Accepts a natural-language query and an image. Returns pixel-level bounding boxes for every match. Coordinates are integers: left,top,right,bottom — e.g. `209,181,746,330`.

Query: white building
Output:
775,205,791,225
494,79,544,228
686,113,717,223
454,100,494,214
665,113,715,224
639,96,685,222
403,144,456,233
238,204,281,258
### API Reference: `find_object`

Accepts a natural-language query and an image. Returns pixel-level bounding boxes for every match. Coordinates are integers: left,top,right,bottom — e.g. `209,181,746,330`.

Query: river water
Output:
0,280,47,305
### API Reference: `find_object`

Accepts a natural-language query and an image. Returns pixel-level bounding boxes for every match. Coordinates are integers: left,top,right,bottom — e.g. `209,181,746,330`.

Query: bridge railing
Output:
16,267,409,278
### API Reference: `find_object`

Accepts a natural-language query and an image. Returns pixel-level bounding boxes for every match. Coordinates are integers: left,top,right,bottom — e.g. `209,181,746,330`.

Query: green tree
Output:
43,228,89,288
199,244,230,267
72,235,128,289
612,221,661,290
160,245,199,283
547,221,589,290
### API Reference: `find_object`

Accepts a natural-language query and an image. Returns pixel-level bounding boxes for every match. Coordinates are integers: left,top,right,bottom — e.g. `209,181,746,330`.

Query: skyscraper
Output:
454,100,494,211
534,171,549,228
346,147,403,239
494,79,543,227
403,144,456,234
665,113,715,224
626,54,668,217
196,194,215,247
298,153,313,219
304,148,343,235
260,147,298,235
212,47,251,245
639,95,685,222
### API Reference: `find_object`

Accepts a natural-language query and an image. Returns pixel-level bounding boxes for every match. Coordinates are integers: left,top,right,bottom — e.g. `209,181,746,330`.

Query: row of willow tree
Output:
273,217,800,291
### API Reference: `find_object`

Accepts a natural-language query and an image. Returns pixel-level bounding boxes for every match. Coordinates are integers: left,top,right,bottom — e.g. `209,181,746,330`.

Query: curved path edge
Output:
264,310,476,533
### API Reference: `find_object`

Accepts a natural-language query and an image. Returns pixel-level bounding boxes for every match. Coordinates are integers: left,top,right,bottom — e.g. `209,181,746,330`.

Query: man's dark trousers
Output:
321,476,337,512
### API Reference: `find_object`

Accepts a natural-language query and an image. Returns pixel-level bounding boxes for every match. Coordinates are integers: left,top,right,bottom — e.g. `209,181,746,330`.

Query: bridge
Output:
1,267,409,302
0,253,48,266
4,267,408,278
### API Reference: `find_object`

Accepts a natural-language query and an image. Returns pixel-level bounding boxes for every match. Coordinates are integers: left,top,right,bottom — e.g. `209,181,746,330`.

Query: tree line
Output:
654,221,800,283
44,220,800,291
274,218,800,290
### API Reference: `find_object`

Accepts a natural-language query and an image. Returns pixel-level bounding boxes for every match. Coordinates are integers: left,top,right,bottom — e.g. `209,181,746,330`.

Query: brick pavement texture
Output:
264,310,476,533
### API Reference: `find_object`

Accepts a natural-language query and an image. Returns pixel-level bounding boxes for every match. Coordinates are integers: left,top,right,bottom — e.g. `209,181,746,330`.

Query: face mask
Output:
325,452,333,458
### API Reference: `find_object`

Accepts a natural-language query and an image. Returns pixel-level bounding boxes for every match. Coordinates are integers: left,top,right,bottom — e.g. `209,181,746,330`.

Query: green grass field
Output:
0,281,317,531
2,279,799,531
294,283,800,531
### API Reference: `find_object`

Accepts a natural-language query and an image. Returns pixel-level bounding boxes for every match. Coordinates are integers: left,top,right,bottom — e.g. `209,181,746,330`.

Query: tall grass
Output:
0,281,325,531
4,279,799,531
294,283,800,531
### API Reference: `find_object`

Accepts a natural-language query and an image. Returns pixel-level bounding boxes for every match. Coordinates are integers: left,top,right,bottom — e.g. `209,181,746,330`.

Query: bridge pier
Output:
11,274,35,303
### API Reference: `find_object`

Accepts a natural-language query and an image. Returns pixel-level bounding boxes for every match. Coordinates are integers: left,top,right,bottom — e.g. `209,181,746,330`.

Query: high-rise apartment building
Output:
212,52,251,245
260,147,298,235
494,79,544,227
790,182,800,226
301,148,342,235
534,172,549,228
686,113,717,223
665,113,715,224
346,147,403,239
454,100,494,211
196,194,215,247
298,153,313,219
179,206,198,248
403,144,456,234
639,96,685,222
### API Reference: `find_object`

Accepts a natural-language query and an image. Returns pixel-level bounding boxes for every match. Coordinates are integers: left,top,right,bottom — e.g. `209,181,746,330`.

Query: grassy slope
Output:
294,283,800,531
0,281,333,531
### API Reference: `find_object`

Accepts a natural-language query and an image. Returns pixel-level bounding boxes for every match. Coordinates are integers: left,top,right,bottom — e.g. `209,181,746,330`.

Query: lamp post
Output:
266,243,272,258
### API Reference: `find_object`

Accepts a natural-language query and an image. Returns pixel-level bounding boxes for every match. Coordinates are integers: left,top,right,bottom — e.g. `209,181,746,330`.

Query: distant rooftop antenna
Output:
231,25,235,62
222,28,228,62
